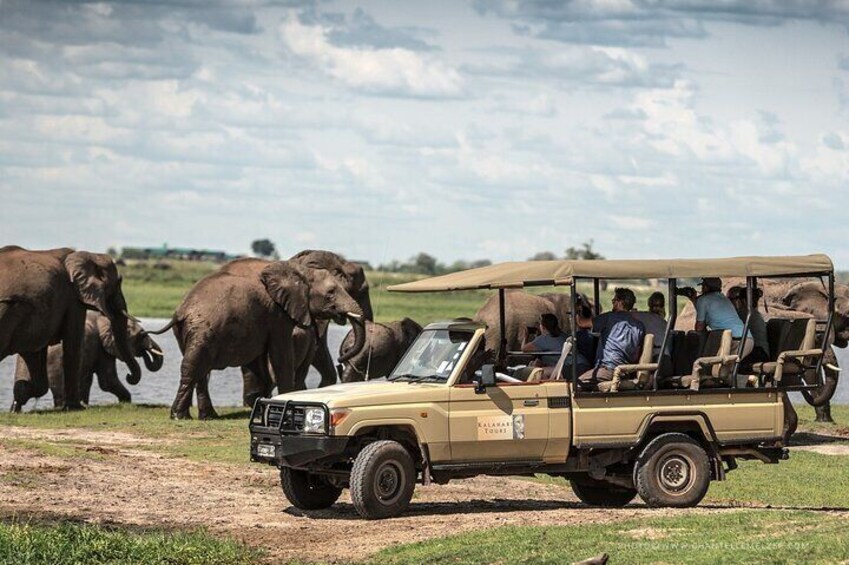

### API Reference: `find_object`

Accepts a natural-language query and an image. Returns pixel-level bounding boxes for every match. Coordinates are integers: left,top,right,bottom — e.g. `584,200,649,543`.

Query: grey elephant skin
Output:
163,258,366,420
237,250,372,403
337,318,422,382
473,290,577,354
14,311,164,407
0,246,140,411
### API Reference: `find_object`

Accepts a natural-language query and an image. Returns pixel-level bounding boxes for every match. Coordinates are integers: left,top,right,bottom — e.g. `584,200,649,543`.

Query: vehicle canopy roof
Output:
386,254,833,293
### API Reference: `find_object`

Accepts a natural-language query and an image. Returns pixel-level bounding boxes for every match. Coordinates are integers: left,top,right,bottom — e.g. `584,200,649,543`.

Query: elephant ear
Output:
64,251,110,315
96,315,119,358
782,282,827,310
260,262,312,327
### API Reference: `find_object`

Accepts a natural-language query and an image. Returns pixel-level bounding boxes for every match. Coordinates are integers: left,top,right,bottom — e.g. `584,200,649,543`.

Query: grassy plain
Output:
0,520,259,565
120,259,665,323
1,404,848,564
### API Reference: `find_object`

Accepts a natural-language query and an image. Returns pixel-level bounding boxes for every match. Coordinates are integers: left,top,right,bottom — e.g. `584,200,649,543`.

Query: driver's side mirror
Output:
475,364,496,394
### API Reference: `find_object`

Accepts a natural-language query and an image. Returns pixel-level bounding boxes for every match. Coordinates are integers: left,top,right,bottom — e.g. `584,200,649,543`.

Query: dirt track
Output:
0,425,845,563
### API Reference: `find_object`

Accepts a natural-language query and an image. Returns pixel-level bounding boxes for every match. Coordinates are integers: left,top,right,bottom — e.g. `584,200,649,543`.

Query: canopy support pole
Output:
732,276,755,387
498,289,507,367
654,278,676,390
571,280,578,387
593,278,601,315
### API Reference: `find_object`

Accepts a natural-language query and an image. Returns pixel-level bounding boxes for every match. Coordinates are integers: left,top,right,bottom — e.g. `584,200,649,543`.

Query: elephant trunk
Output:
109,289,142,385
801,365,839,407
359,290,374,322
142,337,165,373
338,313,366,364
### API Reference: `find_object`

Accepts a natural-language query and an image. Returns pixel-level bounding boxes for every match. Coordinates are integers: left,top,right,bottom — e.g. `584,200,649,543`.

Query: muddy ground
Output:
1,426,847,563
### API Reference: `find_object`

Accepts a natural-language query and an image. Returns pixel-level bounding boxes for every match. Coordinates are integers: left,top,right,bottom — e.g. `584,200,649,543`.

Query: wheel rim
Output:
373,461,405,505
657,453,695,495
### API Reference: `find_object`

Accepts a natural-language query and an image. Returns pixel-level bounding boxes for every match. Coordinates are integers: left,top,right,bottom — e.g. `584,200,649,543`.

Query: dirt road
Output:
0,425,843,563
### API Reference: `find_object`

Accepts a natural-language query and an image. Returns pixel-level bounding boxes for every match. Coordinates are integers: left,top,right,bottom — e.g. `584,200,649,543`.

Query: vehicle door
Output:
448,377,549,462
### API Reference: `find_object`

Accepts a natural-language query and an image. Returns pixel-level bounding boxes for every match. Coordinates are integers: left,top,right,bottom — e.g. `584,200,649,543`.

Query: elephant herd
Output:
0,246,424,418
1,244,845,428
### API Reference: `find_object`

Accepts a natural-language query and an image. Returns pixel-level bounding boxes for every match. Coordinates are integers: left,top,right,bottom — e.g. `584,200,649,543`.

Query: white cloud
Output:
280,16,463,98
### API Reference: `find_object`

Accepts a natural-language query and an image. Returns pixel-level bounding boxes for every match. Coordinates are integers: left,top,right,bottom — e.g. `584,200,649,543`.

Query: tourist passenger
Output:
556,299,595,380
648,291,666,319
631,292,668,358
687,277,753,358
727,286,769,371
578,288,645,390
522,313,567,367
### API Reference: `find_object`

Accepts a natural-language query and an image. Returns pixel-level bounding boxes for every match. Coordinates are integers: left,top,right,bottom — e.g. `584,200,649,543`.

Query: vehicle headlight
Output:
303,406,327,434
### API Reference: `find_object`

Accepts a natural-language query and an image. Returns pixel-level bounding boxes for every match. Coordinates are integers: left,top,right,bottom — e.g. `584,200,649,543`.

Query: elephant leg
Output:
60,307,86,410
195,373,218,420
294,360,311,391
171,349,208,420
311,333,338,388
782,393,798,444
268,327,296,394
80,371,95,405
95,358,131,404
13,349,49,411
45,346,67,408
242,357,272,408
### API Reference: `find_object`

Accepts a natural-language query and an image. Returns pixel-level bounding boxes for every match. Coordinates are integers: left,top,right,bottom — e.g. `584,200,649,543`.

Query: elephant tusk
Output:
347,312,362,320
148,346,165,357
826,363,841,372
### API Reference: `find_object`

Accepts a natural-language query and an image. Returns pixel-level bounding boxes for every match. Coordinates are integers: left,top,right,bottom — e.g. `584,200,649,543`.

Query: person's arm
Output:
521,337,539,353
695,321,706,332
695,295,707,332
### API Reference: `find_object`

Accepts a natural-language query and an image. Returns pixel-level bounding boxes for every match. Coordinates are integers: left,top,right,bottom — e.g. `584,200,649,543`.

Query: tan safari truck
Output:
249,255,840,519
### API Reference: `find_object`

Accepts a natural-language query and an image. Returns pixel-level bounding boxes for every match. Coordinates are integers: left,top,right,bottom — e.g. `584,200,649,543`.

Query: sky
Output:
1,0,848,268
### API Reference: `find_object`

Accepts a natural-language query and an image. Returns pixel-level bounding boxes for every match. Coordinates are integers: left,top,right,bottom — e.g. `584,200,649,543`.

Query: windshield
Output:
389,329,472,381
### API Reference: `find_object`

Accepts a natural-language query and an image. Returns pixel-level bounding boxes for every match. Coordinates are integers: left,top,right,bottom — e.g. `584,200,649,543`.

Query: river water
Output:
0,318,846,410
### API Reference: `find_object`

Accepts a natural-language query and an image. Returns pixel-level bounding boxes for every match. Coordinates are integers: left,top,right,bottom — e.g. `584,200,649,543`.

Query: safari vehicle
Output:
249,255,839,519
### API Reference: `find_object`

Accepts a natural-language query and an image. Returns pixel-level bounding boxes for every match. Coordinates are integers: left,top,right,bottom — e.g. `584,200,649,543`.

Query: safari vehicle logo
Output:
477,415,525,440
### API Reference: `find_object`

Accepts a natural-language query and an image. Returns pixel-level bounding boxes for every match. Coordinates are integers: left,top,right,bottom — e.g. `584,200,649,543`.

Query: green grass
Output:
119,259,671,323
366,510,849,565
0,405,252,465
0,520,260,565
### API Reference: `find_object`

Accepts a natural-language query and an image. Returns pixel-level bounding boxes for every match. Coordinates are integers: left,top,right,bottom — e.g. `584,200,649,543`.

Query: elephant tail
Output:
145,316,178,335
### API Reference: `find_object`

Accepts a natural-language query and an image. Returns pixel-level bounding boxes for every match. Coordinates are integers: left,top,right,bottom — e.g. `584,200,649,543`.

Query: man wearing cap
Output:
689,277,753,358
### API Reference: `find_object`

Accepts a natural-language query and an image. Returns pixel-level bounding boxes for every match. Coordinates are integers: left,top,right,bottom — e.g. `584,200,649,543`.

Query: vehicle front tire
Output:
350,440,416,519
634,433,711,508
280,468,342,510
569,477,637,507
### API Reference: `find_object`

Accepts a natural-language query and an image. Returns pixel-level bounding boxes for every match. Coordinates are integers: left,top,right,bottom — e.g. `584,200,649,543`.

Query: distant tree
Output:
469,259,492,269
413,252,438,275
448,260,469,273
565,240,604,261
106,247,118,258
529,251,557,261
251,239,276,259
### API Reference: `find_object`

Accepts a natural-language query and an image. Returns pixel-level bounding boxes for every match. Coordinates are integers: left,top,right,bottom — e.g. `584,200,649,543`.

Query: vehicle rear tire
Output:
569,477,637,507
280,467,342,510
350,440,416,519
634,433,711,508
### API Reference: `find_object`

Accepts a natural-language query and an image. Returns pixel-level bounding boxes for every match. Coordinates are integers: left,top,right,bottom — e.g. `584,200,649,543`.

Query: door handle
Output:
523,399,539,407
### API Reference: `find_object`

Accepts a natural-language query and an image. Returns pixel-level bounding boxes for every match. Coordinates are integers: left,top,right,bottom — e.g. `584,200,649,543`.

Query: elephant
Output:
160,259,366,419
473,290,589,356
336,318,422,382
0,246,140,411
13,311,164,407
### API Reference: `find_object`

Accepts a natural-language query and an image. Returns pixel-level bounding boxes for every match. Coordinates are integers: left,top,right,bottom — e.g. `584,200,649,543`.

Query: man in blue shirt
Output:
578,288,645,390
690,277,753,358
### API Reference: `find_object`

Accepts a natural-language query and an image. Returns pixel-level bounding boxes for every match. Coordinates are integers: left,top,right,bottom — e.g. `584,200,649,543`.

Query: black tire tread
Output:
634,432,711,508
350,440,416,519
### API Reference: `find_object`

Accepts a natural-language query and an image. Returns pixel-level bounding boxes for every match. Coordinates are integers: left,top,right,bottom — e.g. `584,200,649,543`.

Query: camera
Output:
675,286,697,300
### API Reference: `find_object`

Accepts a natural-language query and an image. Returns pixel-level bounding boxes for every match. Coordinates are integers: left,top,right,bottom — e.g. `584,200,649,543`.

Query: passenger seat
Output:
753,318,821,386
598,334,657,392
679,330,738,391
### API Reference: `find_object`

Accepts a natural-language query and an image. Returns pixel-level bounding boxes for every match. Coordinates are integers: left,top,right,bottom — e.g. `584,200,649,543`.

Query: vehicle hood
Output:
269,379,445,408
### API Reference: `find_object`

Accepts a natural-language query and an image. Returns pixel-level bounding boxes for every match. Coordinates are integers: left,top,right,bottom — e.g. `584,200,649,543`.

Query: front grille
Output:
266,404,286,428
282,406,305,432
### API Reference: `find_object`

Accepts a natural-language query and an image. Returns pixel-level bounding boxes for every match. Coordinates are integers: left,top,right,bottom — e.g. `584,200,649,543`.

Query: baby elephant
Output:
337,318,422,382
14,311,164,407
